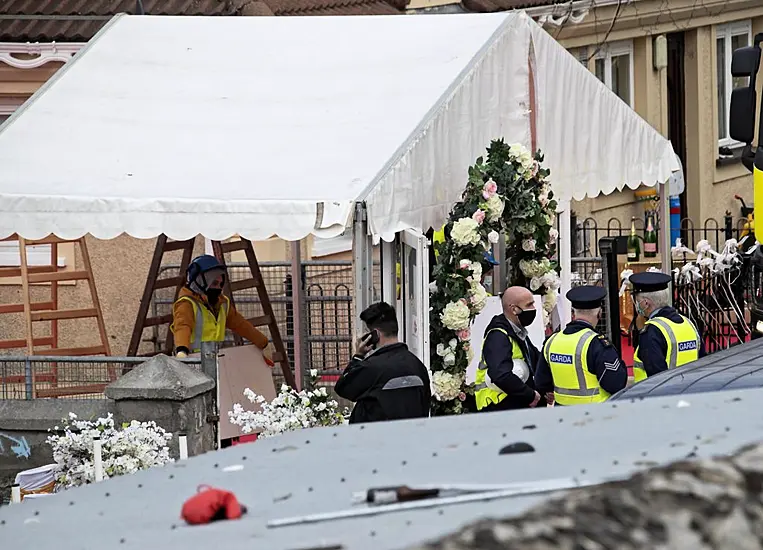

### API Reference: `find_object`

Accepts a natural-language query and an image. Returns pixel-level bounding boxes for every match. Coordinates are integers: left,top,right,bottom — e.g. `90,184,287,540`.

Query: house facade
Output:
419,0,762,238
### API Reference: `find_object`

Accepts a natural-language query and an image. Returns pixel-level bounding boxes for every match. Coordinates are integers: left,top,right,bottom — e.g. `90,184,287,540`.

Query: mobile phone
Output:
362,330,379,348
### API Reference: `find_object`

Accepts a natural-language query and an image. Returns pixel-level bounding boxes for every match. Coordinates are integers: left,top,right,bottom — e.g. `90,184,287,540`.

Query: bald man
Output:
474,286,544,412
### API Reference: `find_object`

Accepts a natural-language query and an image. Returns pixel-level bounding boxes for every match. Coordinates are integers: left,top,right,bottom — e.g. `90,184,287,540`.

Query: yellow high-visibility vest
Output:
474,328,524,410
172,295,230,353
632,314,700,382
543,328,609,405
432,226,446,259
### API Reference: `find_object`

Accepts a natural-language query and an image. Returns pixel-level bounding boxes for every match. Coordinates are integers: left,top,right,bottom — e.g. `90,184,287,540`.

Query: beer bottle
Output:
644,213,658,258
626,217,640,261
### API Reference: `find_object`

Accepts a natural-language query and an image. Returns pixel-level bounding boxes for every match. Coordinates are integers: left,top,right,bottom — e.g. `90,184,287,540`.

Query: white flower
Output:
459,259,471,270
448,338,458,349
429,281,438,294
441,299,471,330
508,143,530,159
450,218,481,247
468,281,488,313
538,191,549,207
229,381,346,439
488,230,500,244
530,277,541,291
468,261,482,282
432,371,464,401
522,239,536,252
466,346,475,363
543,290,558,313
47,413,174,491
485,195,505,222
549,228,559,243
436,343,447,356
443,352,456,367
309,369,318,377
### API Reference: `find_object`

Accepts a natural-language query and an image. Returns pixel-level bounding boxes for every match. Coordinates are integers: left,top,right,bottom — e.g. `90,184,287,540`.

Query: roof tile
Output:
0,0,406,42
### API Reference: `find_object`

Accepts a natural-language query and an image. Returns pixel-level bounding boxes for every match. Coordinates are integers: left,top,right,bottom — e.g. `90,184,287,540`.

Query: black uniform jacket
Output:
481,314,543,410
535,320,628,397
637,306,706,377
334,342,431,424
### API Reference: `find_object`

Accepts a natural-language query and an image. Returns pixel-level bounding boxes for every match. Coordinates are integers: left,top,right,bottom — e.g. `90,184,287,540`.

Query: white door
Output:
399,229,430,368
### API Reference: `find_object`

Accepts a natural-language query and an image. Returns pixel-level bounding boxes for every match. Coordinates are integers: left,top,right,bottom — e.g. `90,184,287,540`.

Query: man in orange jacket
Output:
171,255,273,365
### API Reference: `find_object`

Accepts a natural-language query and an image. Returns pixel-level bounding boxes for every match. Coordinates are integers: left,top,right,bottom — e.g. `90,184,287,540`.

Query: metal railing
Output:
574,215,750,257
0,356,201,400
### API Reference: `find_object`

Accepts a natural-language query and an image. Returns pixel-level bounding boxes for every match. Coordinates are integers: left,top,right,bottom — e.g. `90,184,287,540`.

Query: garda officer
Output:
535,286,627,405
630,271,704,381
474,286,544,412
170,255,274,364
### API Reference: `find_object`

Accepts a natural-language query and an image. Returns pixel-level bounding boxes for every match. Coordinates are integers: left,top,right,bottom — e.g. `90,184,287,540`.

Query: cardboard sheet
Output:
192,345,277,440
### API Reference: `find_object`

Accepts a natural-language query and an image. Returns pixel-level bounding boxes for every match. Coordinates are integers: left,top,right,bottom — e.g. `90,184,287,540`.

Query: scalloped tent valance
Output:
0,12,677,243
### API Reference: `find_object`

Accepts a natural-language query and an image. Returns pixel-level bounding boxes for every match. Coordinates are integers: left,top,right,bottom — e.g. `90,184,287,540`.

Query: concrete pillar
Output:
105,354,216,458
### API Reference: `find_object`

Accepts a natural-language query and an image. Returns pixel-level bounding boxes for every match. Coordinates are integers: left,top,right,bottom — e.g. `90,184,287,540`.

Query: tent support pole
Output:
659,180,673,306
558,202,572,326
290,239,304,390
352,202,373,341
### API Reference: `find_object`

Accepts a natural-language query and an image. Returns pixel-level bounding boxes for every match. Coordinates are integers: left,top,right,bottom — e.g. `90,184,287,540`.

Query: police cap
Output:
566,285,606,309
630,271,671,293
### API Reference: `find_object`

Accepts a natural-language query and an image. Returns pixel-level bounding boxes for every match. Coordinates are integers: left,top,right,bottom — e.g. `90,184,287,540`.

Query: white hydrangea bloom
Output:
432,371,464,401
468,281,488,313
488,230,500,244
485,195,505,222
450,218,481,246
441,299,471,330
522,239,536,252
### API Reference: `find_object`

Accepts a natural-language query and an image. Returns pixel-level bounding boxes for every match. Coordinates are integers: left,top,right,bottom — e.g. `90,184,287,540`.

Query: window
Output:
716,21,752,147
593,41,634,107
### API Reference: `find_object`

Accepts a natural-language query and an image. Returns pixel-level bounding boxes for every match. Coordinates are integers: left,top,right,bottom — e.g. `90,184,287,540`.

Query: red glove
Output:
264,357,275,368
181,485,246,525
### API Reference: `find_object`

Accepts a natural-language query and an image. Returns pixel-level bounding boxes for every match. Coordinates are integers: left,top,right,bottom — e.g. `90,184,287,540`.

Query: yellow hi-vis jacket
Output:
432,226,446,259
632,314,700,382
474,328,524,410
542,327,609,405
172,294,230,353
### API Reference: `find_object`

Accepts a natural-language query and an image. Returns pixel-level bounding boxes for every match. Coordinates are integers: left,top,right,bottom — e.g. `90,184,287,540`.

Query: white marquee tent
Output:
0,11,679,349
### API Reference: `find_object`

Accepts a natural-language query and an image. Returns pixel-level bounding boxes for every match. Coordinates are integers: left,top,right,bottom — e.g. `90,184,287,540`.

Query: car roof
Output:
611,338,763,400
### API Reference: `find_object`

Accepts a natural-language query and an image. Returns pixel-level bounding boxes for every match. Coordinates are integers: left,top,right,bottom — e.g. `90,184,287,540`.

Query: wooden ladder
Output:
128,236,295,388
0,235,113,397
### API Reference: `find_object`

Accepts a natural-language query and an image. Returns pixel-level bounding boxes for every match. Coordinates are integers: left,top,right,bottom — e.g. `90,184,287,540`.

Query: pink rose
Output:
456,328,471,341
458,392,467,402
482,180,497,199
531,161,539,177
472,209,486,224
459,259,471,270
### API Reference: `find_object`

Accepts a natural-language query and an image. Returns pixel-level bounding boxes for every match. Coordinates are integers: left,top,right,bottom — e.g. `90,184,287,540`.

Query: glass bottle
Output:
644,213,658,258
626,217,640,262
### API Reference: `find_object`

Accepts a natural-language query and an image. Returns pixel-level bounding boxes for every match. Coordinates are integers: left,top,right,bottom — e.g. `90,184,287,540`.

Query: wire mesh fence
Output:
0,356,201,400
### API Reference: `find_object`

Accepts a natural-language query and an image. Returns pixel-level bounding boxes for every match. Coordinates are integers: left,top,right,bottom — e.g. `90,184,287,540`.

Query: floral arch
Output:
428,139,560,416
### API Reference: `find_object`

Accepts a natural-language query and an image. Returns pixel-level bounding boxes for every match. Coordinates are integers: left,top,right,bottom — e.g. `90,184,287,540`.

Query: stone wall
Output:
0,355,217,499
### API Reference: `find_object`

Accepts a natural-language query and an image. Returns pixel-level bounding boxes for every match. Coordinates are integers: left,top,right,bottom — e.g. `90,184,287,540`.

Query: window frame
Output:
593,40,635,108
716,20,753,148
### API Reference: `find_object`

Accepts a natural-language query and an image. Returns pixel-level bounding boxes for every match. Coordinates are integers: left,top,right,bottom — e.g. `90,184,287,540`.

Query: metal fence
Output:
574,215,751,257
0,356,202,400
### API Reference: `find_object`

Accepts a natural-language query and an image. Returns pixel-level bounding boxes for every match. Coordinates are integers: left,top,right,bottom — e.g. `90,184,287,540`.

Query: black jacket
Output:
481,314,543,410
334,342,431,424
637,306,707,377
535,320,627,397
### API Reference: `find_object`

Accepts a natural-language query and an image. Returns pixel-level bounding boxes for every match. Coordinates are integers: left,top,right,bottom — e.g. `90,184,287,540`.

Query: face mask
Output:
634,297,646,317
206,288,222,304
516,308,537,327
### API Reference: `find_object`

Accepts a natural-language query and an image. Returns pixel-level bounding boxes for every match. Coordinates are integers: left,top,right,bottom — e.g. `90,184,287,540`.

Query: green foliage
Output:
429,139,559,416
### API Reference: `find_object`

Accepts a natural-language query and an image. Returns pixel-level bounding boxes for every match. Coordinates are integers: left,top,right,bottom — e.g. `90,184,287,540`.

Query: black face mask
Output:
516,308,537,327
206,288,222,304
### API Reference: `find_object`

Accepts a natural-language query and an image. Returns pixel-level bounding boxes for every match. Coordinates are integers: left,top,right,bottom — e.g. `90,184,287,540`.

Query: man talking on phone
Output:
334,302,431,424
